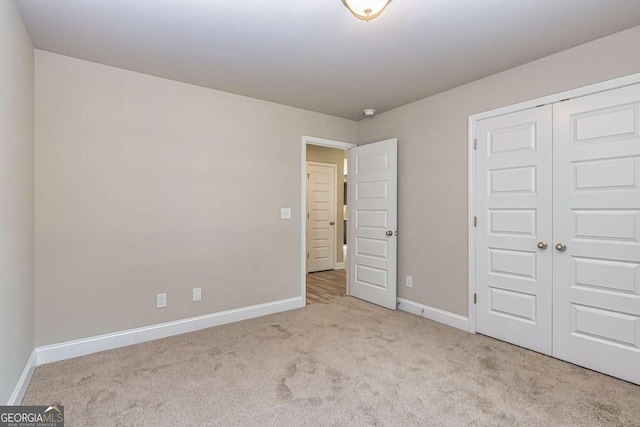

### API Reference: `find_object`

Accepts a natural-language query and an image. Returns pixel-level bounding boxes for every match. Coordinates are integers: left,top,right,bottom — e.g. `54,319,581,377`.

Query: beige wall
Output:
35,51,357,346
306,145,347,264
31,25,640,347
0,0,34,403
358,25,640,316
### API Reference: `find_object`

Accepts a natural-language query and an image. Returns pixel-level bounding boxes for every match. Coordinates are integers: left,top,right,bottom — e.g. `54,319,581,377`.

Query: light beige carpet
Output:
23,296,640,426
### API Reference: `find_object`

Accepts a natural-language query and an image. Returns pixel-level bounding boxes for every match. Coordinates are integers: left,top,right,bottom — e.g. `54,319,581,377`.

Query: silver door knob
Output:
386,230,393,236
537,241,548,250
329,222,335,225
555,243,567,252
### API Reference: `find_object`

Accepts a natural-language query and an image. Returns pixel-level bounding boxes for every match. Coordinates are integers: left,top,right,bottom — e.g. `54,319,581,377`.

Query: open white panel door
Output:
348,139,397,310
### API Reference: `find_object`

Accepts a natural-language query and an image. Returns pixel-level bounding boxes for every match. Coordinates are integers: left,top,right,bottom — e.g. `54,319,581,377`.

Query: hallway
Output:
306,269,346,305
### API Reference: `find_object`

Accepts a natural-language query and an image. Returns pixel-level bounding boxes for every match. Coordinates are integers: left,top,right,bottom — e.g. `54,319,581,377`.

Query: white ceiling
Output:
16,0,640,120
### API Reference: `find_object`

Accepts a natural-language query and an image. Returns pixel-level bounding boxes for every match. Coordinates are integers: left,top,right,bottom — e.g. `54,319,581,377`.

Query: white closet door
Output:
307,162,337,273
476,105,553,355
553,83,640,385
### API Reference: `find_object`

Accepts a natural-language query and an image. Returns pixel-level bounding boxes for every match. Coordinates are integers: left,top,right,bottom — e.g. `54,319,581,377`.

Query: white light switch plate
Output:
193,287,202,302
281,208,291,219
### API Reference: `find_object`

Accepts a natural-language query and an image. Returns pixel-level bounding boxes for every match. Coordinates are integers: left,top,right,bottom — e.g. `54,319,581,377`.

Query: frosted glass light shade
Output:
341,0,392,22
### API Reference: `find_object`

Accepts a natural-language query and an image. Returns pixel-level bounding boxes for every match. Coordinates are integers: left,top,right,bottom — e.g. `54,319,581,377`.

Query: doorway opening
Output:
302,136,355,305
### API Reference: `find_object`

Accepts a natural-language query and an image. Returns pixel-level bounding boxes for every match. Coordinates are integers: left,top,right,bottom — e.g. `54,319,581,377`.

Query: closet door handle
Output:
537,241,548,250
555,243,567,252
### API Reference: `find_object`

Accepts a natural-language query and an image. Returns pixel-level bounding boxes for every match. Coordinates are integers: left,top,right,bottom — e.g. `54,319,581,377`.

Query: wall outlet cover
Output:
405,276,413,288
193,287,202,302
157,293,167,308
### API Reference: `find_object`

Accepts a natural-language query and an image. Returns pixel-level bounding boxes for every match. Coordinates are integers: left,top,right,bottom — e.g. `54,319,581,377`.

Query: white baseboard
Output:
7,349,37,405
335,262,345,270
397,298,470,332
36,296,304,366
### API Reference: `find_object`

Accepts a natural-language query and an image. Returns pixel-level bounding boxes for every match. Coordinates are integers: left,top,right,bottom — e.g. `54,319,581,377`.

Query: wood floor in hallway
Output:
306,269,346,305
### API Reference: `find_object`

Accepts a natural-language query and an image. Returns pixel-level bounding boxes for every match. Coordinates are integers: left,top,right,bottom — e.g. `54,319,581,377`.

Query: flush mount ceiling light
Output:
341,0,392,22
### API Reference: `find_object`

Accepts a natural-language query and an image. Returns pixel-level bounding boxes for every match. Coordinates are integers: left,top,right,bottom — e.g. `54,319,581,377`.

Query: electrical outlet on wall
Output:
193,288,202,302
157,293,167,308
405,276,413,288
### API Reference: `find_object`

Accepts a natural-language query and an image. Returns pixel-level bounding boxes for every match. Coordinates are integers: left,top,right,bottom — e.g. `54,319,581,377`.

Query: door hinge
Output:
474,216,477,227
307,173,310,180
307,213,309,219
307,252,309,259
473,139,477,150
474,293,477,304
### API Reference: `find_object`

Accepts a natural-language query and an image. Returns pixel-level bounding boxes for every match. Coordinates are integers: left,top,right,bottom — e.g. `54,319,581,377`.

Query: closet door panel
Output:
553,83,640,385
476,105,553,355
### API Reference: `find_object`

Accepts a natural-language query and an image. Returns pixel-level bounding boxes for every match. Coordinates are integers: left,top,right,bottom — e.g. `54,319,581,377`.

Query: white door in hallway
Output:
476,106,553,355
307,162,337,273
348,139,397,310
553,84,640,384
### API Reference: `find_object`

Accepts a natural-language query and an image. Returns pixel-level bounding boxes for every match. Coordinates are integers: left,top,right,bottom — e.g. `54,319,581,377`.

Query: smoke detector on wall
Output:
363,108,376,117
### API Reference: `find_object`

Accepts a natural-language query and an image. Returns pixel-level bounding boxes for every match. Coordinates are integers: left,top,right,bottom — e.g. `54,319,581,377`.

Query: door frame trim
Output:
467,71,640,334
302,136,356,306
306,160,338,273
